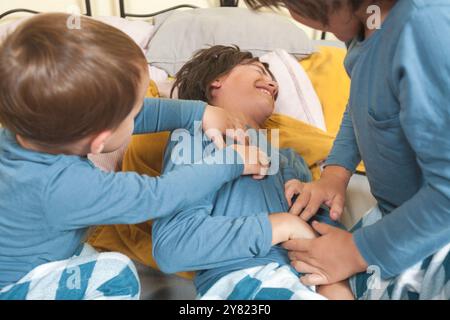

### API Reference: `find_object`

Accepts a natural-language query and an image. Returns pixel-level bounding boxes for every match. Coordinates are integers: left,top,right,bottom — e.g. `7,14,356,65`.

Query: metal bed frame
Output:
0,0,92,20
0,0,208,21
0,0,327,40
117,0,327,39
118,0,239,18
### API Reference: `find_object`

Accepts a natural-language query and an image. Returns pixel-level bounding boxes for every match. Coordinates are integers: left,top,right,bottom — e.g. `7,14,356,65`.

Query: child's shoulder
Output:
409,0,450,9
0,127,97,179
393,0,450,51
395,0,449,23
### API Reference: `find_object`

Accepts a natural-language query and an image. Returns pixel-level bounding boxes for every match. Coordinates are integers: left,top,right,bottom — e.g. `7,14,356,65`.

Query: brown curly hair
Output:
171,45,274,102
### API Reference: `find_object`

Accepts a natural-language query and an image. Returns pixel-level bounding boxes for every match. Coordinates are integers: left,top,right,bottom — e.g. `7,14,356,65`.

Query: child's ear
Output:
210,80,222,89
210,80,222,98
89,131,112,155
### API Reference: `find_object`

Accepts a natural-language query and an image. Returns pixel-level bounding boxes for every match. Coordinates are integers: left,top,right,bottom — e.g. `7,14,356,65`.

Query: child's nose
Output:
267,81,279,97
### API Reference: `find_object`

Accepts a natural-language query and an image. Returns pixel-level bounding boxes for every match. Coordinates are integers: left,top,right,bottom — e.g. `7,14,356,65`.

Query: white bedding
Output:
259,49,327,131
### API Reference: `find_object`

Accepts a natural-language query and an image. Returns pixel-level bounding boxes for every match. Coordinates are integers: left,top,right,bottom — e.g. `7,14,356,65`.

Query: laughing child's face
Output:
209,61,279,127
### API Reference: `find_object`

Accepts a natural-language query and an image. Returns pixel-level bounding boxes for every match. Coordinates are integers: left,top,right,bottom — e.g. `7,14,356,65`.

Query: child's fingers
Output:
289,191,310,216
204,126,226,149
311,221,333,235
300,273,329,286
251,162,270,180
258,150,270,167
232,128,248,146
330,195,345,220
300,193,323,221
282,238,312,252
257,164,270,178
251,151,270,179
228,114,250,145
290,260,322,276
210,133,226,149
285,187,295,207
285,182,304,207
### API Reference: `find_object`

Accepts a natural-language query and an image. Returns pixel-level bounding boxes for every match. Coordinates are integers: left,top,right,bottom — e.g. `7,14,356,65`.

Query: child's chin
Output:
334,31,359,43
102,145,121,154
259,109,275,124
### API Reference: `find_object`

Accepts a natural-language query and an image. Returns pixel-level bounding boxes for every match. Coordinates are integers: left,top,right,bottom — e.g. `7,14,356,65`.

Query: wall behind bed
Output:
0,0,234,23
0,0,334,40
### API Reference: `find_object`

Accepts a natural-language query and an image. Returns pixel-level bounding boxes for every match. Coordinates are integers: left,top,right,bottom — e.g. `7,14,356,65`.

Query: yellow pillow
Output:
301,46,349,137
266,46,363,179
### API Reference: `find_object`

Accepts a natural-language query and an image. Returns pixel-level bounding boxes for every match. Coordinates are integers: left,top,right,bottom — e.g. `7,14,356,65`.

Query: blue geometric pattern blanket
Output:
350,206,450,300
0,244,140,300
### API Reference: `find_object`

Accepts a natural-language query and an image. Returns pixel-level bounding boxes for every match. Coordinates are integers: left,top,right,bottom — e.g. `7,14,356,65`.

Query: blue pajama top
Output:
0,98,243,288
325,0,450,278
153,130,342,295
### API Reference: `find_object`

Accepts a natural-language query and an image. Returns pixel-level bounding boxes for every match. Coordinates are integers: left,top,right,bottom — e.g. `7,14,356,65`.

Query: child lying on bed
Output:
152,45,354,300
0,15,269,300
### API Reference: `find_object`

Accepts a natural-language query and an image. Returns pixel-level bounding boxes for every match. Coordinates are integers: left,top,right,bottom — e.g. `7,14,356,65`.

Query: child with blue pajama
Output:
0,14,268,300
152,46,355,300
245,0,450,299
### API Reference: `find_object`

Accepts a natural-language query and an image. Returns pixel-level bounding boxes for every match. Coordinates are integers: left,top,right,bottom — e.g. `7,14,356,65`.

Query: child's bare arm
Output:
269,213,316,245
269,214,354,300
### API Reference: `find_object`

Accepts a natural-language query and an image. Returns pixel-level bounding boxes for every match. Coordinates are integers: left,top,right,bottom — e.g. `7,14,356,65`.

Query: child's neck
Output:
247,117,264,130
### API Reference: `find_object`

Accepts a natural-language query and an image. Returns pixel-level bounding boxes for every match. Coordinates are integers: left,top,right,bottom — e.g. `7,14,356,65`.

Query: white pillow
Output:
0,15,155,53
259,49,327,131
146,7,316,76
95,16,155,52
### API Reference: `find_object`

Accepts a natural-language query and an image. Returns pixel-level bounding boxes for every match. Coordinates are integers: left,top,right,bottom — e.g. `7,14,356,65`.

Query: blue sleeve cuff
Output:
281,170,297,183
353,228,395,279
133,98,207,135
324,153,360,173
188,101,207,135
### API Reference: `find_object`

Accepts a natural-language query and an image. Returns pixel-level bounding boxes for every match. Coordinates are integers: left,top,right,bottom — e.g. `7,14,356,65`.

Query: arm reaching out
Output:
134,98,251,146
152,208,273,273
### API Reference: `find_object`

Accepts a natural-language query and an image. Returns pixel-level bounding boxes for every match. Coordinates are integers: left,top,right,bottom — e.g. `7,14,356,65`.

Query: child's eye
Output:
251,66,264,74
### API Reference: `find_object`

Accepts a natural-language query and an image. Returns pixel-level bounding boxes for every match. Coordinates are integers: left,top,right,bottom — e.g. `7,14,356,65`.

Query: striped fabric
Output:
0,244,140,300
200,262,325,300
350,207,450,300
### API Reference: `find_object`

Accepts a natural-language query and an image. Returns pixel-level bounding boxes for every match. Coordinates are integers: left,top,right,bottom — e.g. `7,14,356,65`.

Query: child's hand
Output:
202,105,249,148
232,144,270,180
269,213,317,245
284,179,305,207
289,166,351,221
